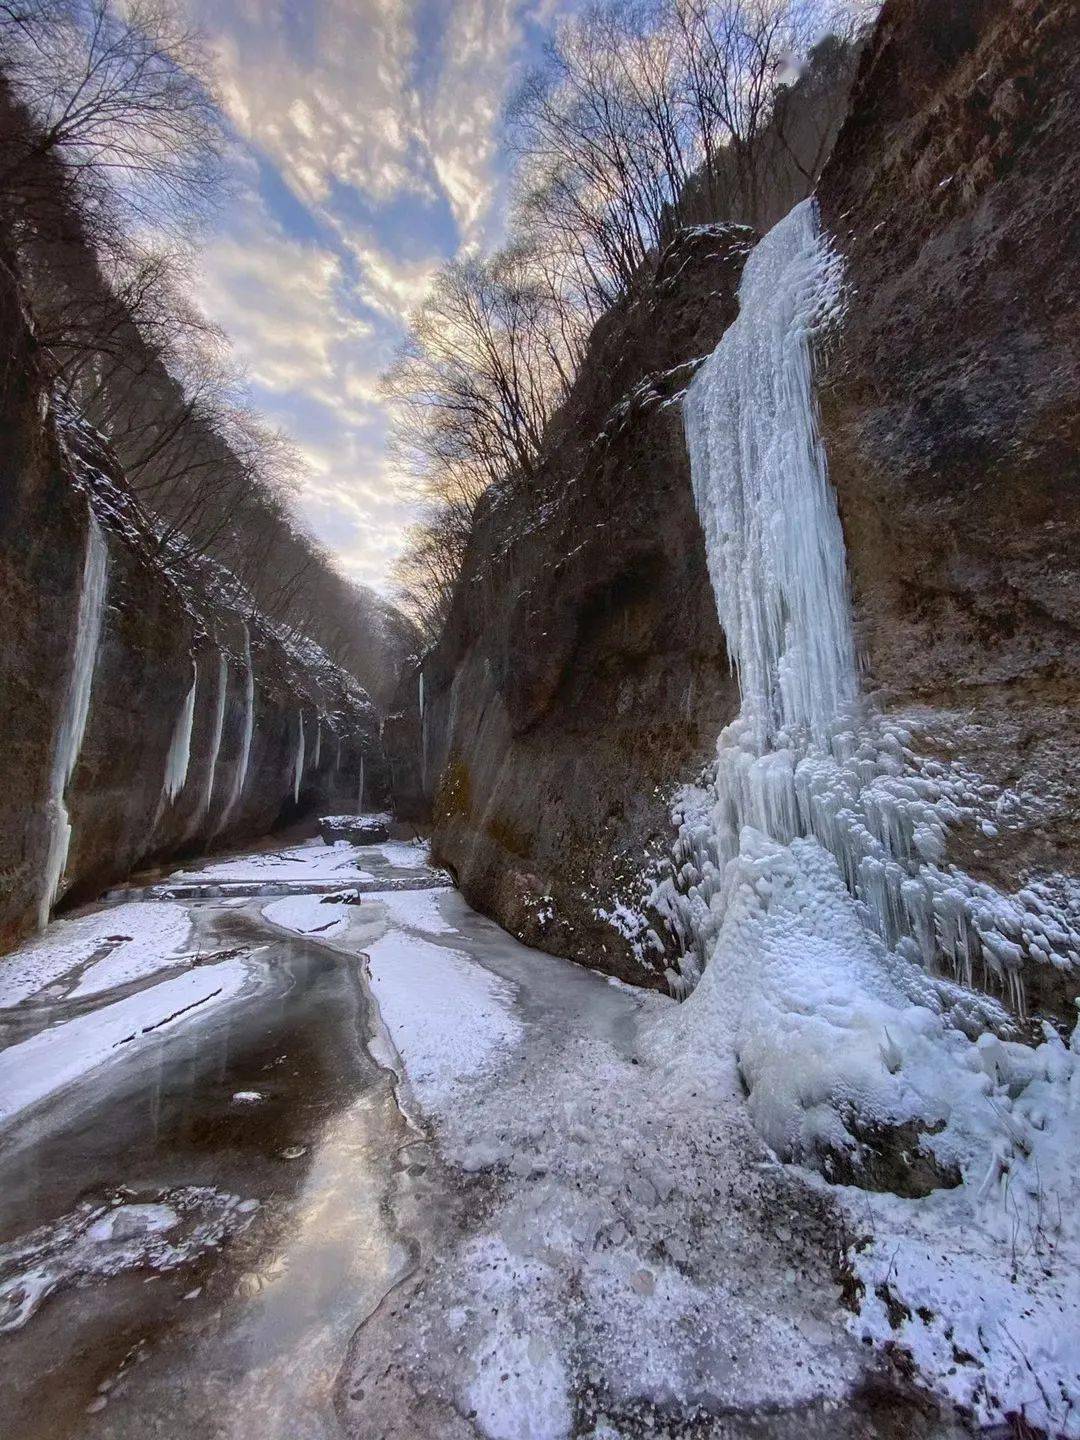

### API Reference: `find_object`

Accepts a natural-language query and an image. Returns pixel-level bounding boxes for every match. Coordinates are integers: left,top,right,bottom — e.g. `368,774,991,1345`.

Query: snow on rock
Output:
262,894,350,936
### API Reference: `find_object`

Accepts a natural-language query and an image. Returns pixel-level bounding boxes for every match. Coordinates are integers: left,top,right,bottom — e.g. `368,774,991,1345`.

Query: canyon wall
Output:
418,226,752,983
0,264,385,952
422,0,1080,1006
816,0,1080,1017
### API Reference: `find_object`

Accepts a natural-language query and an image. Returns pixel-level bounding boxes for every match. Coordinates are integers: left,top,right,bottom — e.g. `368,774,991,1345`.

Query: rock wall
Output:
817,0,1080,1017
421,227,754,983
423,0,1080,1005
0,264,385,953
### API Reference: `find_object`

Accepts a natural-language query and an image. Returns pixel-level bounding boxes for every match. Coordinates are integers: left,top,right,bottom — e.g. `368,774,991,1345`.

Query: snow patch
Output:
365,931,522,1117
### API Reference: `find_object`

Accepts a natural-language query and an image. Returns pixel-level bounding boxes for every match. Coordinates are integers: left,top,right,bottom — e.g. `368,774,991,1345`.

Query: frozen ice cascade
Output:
161,664,197,806
188,651,228,840
217,625,254,835
358,753,365,813
38,513,109,927
650,199,1080,1172
292,712,305,804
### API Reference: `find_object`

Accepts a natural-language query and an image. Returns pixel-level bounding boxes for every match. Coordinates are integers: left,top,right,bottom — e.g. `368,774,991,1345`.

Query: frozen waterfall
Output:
292,713,305,804
662,200,1079,1020
653,198,1080,1164
682,197,853,749
162,664,197,805
38,513,109,927
217,626,254,835
189,651,228,840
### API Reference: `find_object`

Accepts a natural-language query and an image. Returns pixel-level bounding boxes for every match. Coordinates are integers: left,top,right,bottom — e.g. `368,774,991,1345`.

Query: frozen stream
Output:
0,833,964,1439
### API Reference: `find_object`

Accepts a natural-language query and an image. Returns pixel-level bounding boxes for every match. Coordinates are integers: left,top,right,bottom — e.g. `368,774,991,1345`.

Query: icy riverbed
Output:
1,830,1075,1438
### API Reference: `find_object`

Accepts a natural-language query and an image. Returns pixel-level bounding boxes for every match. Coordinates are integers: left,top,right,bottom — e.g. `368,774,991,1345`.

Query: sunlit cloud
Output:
179,0,573,591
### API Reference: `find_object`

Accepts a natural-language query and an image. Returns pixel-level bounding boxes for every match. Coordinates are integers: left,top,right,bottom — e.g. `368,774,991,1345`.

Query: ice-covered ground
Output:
0,955,252,1124
267,883,878,1436
4,816,1076,1434
173,839,376,885
240,828,1076,1436
0,901,191,1009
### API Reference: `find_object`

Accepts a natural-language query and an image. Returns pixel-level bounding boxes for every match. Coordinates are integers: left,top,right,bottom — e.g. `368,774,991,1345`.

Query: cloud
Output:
179,0,573,590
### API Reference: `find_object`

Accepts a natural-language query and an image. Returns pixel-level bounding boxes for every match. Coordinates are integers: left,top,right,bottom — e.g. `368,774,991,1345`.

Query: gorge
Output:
1,0,1079,1436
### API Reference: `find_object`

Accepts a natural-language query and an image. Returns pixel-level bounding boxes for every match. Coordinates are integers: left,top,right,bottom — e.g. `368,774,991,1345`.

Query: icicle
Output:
39,513,109,927
313,718,322,769
189,650,228,839
358,752,365,814
161,663,197,804
292,712,305,804
217,625,254,835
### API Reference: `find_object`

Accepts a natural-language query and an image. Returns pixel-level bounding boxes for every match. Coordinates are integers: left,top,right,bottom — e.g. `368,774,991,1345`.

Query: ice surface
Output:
176,840,373,885
366,887,455,935
0,951,250,1124
347,894,866,1433
0,1186,257,1333
39,513,109,927
373,839,432,871
0,902,190,1008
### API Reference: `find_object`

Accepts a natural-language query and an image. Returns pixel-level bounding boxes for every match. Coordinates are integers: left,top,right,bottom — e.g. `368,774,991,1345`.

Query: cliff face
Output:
421,227,753,983
817,0,1080,1015
0,267,384,952
423,0,1080,1002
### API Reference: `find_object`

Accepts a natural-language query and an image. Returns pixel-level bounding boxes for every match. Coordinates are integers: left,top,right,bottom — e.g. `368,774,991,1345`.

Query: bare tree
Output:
0,0,224,236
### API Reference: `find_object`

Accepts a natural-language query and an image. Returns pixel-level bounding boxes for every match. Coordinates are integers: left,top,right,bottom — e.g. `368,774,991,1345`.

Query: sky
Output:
180,0,571,593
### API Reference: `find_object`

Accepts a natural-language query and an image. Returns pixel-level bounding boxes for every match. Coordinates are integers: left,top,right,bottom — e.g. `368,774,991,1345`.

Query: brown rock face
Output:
423,227,754,982
817,0,1080,1013
0,263,385,954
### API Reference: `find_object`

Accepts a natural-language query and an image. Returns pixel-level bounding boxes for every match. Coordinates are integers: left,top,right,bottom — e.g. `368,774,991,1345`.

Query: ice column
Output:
162,664,197,805
683,197,854,750
292,712,305,804
217,626,254,835
38,513,109,927
189,651,228,841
